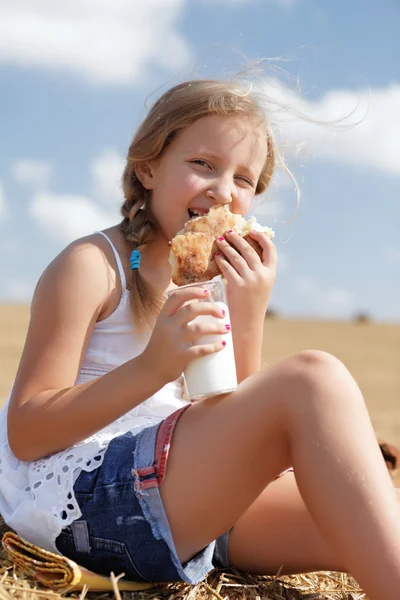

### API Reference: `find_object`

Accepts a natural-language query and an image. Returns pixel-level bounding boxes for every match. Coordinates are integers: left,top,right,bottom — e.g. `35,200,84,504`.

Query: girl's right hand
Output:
139,286,228,385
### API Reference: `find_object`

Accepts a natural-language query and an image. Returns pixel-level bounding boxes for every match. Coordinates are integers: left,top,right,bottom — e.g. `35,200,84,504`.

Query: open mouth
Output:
188,208,208,219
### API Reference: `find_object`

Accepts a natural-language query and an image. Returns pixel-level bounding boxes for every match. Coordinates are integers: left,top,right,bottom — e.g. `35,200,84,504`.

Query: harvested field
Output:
1,304,399,599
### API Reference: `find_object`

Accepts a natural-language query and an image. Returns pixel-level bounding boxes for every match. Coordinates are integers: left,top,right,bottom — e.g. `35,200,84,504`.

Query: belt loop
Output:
71,520,91,554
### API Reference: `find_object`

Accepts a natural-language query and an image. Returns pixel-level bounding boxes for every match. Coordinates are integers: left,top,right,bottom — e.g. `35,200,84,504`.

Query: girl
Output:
1,80,400,600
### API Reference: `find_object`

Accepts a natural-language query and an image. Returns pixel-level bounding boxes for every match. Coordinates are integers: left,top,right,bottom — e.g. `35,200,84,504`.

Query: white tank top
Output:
0,232,187,553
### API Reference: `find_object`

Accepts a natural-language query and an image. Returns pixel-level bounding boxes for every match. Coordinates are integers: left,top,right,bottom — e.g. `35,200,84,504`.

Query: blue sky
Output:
0,0,399,321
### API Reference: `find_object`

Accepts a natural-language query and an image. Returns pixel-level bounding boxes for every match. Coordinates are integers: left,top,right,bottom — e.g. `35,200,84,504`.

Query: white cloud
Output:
29,149,123,243
262,81,400,176
30,193,118,244
201,0,296,4
291,275,354,316
324,288,354,308
292,274,318,295
252,168,299,224
3,278,33,302
0,180,7,220
253,196,286,221
12,159,52,189
277,251,289,273
201,0,254,3
91,149,125,207
0,0,190,85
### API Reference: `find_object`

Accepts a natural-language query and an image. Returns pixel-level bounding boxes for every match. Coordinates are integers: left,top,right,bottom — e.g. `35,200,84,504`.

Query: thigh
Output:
160,361,297,563
228,472,345,575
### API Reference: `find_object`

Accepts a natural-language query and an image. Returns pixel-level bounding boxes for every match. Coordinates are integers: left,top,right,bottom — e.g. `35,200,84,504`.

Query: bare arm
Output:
215,230,276,384
232,319,264,383
7,238,163,462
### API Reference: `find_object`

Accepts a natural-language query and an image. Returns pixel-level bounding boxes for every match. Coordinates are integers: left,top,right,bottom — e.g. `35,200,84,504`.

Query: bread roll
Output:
170,205,274,286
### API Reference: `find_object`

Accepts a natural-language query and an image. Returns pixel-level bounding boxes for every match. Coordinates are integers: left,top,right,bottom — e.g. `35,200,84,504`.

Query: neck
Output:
141,235,176,293
114,224,176,294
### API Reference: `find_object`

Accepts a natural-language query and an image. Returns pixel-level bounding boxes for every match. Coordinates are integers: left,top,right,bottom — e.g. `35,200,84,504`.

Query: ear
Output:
135,160,158,190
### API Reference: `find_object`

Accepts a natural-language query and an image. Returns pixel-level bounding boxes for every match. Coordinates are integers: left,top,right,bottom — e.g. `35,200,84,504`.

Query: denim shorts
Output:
55,405,231,584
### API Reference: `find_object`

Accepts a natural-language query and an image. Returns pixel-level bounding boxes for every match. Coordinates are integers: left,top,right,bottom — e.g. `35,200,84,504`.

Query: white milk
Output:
184,300,238,400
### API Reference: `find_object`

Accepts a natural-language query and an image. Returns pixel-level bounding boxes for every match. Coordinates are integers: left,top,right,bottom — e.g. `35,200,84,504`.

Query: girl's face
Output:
137,114,268,242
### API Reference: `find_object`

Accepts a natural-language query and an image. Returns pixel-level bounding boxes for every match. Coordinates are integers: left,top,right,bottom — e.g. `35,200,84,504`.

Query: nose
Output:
205,177,236,206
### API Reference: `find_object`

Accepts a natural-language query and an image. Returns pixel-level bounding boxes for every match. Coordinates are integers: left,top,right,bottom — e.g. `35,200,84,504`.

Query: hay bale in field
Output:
379,441,400,477
10,439,400,600
0,565,366,600
265,307,279,319
0,525,366,597
353,312,372,324
0,531,366,600
0,515,14,562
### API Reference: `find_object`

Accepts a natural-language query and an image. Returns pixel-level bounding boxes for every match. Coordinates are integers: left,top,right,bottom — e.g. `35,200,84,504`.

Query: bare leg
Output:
160,350,400,599
228,471,346,575
229,479,400,576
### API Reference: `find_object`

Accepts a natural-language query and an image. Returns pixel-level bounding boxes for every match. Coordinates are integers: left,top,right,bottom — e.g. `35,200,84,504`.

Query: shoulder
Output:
8,234,119,409
48,232,110,274
43,232,114,287
33,233,117,320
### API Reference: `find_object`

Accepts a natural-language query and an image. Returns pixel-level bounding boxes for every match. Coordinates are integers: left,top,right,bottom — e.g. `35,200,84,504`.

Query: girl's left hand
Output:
214,229,277,326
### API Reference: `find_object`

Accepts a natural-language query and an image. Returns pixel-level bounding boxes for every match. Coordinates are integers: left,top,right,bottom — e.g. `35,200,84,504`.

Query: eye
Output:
235,176,254,187
192,159,211,168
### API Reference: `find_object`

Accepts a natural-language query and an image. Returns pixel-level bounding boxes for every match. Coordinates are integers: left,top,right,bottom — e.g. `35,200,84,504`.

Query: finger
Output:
215,234,249,276
184,320,231,344
174,299,226,327
223,230,261,270
164,285,211,317
186,338,227,360
247,230,277,268
214,251,242,284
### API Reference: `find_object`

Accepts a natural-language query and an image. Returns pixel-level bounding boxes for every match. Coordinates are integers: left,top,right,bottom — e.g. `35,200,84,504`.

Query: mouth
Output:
188,208,209,220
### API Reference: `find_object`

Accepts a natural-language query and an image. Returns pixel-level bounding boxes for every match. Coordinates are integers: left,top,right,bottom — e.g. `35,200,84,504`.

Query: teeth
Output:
188,209,207,218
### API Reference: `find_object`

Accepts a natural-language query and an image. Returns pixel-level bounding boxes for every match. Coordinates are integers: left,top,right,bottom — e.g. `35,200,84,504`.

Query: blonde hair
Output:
120,79,279,331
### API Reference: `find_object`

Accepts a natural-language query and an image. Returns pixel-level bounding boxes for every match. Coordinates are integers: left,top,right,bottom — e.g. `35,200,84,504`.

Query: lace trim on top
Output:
0,232,187,553
1,377,186,553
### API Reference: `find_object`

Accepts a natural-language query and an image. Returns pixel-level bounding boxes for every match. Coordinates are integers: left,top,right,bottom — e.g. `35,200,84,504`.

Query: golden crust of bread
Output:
183,206,236,237
170,205,272,286
242,234,263,257
171,233,220,286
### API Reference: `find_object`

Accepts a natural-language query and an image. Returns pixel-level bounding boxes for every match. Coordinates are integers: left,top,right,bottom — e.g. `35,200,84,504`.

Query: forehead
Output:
174,114,268,167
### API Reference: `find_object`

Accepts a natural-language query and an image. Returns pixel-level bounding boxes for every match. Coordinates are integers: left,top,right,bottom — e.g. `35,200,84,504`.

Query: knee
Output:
292,349,343,372
279,349,363,407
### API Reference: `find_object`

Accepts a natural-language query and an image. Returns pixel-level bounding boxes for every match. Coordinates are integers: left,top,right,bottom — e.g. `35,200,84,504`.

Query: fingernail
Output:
203,289,209,294
218,236,225,241
215,251,221,256
227,229,233,233
225,324,231,330
221,308,226,316
221,341,226,347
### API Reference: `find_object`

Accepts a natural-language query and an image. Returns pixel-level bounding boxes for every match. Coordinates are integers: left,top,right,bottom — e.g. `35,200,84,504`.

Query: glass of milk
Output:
169,276,238,401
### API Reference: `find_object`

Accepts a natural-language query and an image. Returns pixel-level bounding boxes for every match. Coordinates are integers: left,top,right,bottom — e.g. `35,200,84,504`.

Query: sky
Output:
0,0,399,321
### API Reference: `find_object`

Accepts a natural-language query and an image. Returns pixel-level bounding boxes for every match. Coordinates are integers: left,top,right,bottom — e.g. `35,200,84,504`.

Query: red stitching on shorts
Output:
154,405,190,486
139,478,159,490
135,466,156,477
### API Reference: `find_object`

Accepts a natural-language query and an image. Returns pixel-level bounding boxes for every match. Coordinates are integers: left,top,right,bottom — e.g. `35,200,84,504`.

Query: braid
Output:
120,163,165,332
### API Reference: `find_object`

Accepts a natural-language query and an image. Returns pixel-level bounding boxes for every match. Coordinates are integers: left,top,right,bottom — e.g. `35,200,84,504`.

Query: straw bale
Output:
0,559,367,600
